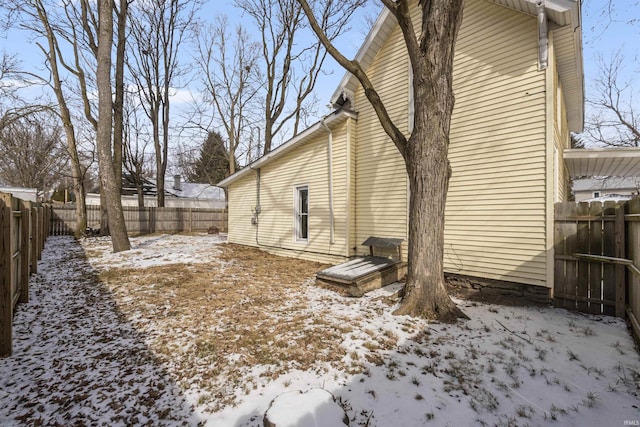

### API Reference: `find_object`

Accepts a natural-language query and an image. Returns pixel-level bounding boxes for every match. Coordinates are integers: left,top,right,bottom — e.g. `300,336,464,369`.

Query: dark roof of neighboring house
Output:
118,175,225,201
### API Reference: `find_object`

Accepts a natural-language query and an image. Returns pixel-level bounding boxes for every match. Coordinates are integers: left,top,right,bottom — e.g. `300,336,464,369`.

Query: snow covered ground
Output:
1,234,639,426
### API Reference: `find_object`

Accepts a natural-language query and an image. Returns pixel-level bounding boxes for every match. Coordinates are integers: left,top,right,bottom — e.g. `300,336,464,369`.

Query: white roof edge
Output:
218,109,358,187
545,0,576,14
330,7,395,105
564,148,640,159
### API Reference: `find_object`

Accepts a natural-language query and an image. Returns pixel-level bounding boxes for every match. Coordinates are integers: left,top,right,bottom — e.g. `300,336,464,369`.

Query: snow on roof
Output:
0,186,38,202
583,194,634,203
164,179,226,201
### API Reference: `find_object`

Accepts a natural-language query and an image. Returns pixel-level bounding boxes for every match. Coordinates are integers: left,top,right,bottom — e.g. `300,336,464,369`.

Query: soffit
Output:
564,148,640,178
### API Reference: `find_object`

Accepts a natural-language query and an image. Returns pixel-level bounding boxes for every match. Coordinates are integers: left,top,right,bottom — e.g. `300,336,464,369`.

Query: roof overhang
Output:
564,148,640,177
218,109,358,187
331,0,584,132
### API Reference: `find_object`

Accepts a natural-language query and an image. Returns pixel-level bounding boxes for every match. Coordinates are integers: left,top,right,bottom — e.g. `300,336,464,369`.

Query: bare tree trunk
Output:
394,128,459,320
96,0,130,252
263,119,273,155
73,176,87,237
31,0,88,238
136,183,145,208
99,190,109,235
113,0,129,193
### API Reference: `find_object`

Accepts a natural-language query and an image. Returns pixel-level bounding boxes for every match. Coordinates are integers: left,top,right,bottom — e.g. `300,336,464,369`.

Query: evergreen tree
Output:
190,131,232,185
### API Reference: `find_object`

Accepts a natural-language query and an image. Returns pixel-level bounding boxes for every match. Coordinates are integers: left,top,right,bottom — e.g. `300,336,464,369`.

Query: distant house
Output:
219,0,584,295
573,177,640,202
0,186,38,203
86,175,226,209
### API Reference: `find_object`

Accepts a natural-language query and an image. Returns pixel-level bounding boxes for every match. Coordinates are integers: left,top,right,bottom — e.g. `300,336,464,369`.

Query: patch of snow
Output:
2,234,639,427
263,388,346,427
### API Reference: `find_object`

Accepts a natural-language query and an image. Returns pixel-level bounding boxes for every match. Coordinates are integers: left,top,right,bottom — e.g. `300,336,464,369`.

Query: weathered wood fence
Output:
1,192,48,356
554,199,640,342
50,205,227,236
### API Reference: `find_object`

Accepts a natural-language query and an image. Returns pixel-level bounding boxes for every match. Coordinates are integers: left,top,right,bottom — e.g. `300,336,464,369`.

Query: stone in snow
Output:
263,388,349,427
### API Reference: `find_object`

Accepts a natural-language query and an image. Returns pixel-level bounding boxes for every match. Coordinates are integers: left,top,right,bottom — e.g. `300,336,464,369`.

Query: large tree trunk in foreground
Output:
392,0,465,321
394,128,459,320
96,0,130,253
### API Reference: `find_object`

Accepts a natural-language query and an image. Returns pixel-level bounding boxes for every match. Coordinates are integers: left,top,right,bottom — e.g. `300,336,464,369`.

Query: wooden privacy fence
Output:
50,205,227,236
1,192,48,356
554,199,640,342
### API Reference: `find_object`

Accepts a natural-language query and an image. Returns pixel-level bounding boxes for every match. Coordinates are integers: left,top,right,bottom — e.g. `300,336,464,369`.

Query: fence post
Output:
19,201,30,304
615,203,626,317
30,206,38,275
0,193,14,356
38,206,45,257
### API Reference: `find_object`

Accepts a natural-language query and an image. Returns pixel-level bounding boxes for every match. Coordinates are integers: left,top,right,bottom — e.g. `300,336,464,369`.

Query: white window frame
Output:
294,185,309,242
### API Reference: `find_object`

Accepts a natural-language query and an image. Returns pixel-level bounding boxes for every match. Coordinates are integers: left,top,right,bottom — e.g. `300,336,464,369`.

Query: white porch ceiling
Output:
564,148,640,177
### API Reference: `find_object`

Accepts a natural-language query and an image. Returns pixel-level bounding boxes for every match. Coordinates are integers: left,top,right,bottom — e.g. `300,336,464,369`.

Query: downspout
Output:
320,116,335,245
345,118,351,258
537,0,548,71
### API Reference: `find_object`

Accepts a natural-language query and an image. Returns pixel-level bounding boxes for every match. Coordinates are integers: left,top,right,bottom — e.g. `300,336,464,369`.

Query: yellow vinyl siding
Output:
227,121,351,265
227,172,258,246
349,0,549,285
353,17,409,259
550,31,571,202
446,0,547,287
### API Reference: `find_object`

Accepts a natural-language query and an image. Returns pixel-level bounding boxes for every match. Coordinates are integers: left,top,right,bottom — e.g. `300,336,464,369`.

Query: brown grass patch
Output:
93,243,361,411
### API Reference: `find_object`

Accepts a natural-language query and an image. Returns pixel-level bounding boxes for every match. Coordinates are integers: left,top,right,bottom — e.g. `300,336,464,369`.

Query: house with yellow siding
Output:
218,0,583,297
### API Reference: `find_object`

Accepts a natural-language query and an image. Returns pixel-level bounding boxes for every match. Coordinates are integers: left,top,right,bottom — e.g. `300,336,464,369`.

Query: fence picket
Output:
554,199,640,344
0,192,46,356
49,205,227,236
576,202,590,312
587,202,603,315
0,195,12,356
602,202,617,316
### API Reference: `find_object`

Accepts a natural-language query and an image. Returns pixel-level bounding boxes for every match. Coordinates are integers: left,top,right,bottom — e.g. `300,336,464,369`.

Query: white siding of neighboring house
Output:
85,193,225,209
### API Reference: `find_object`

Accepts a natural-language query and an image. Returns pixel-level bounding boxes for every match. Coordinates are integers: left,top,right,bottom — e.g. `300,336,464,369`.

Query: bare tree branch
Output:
585,52,640,147
298,0,408,158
